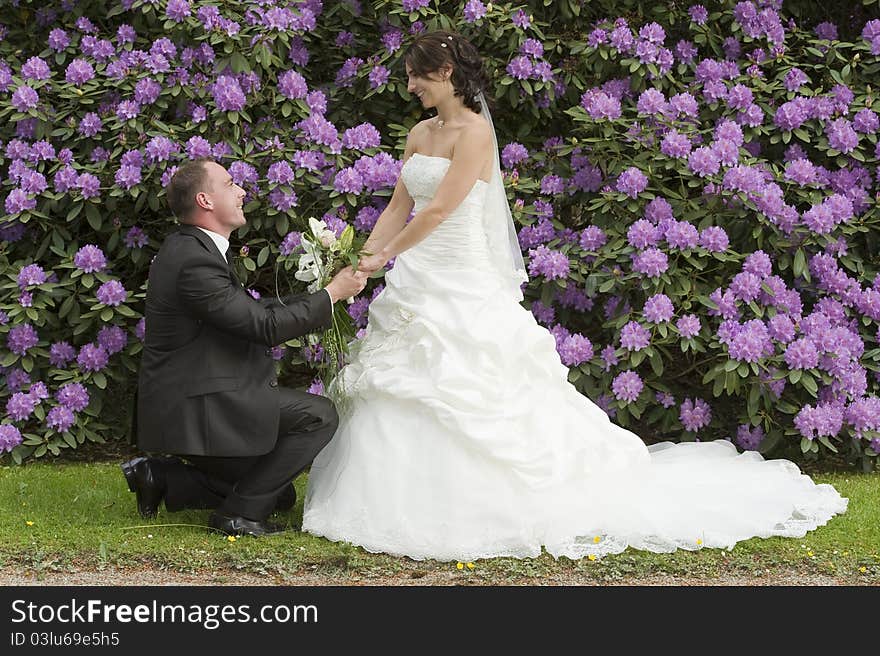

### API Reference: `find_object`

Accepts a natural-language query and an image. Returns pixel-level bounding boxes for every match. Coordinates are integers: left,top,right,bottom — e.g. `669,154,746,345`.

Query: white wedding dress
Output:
302,152,848,561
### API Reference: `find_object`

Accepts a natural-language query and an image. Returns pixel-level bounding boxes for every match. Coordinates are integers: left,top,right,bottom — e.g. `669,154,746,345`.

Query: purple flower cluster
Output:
680,398,711,432
579,226,607,252
661,130,691,158
620,321,650,351
6,392,40,421
581,90,622,121
801,194,854,235
527,246,569,280
96,280,127,306
518,219,556,249
677,314,701,338
825,118,859,154
643,294,674,323
46,406,75,433
212,75,246,112
342,123,381,151
794,403,844,440
56,383,90,411
530,300,554,325
463,1,487,23
735,424,764,450
863,19,880,55
17,264,47,289
632,248,668,277
612,371,643,403
77,344,109,372
98,326,128,354
0,425,23,453
7,324,39,356
278,70,308,99
615,167,648,198
49,342,76,368
558,333,594,367
402,0,430,11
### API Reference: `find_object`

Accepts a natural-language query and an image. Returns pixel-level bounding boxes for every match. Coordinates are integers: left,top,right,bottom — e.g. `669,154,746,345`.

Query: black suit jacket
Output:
136,224,332,457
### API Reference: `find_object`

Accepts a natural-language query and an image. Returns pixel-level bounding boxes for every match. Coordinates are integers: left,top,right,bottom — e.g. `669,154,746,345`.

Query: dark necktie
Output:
224,248,240,285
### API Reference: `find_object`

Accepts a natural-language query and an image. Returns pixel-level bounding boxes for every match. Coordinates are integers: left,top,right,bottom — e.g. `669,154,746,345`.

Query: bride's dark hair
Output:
403,30,489,114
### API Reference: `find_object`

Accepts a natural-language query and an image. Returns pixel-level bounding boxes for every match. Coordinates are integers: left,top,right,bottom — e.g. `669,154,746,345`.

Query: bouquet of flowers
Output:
281,217,365,387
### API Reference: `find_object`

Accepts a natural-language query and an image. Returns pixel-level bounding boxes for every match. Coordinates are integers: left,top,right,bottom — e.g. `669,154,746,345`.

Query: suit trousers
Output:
161,387,338,521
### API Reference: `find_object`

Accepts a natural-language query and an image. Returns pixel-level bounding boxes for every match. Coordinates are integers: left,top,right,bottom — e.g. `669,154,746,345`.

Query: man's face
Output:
202,161,246,232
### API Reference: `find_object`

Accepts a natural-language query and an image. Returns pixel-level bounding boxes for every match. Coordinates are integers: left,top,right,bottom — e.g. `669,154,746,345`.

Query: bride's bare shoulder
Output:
405,119,431,150
458,115,493,146
410,118,434,136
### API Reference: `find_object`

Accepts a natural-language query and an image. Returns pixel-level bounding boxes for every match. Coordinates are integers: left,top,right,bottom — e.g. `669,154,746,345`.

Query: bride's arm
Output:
361,132,418,255
362,178,414,255
362,122,492,270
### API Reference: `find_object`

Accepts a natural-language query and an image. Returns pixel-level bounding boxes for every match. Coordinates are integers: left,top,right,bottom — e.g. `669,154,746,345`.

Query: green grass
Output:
1,461,878,584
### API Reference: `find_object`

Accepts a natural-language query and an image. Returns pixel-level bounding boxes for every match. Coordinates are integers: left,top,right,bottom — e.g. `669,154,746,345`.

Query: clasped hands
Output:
324,251,389,304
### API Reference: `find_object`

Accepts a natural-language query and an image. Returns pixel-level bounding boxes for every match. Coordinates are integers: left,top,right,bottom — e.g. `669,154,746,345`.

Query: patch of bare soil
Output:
0,565,863,586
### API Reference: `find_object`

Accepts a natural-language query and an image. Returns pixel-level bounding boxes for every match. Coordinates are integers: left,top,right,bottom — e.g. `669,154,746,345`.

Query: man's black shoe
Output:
208,512,287,537
120,457,166,519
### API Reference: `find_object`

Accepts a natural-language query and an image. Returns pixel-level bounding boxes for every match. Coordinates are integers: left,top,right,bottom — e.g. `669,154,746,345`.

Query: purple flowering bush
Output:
0,0,878,469
536,1,880,469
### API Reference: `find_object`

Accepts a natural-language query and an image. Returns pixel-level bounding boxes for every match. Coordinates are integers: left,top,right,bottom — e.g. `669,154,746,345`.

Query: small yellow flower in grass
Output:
859,566,867,574
227,535,237,543
26,520,34,526
593,536,601,543
456,562,464,570
466,562,475,570
696,538,703,546
588,554,597,561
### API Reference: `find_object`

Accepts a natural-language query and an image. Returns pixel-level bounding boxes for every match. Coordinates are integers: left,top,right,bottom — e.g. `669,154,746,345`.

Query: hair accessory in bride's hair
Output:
440,42,447,48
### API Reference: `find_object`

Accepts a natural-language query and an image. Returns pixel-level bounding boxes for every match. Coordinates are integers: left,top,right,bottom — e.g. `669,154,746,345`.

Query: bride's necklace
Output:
435,116,445,129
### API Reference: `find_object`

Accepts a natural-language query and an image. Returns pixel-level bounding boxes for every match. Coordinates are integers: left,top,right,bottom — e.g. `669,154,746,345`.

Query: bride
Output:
302,30,847,561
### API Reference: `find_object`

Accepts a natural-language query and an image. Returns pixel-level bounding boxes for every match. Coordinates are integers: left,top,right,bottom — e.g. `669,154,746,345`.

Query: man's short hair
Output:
166,157,215,222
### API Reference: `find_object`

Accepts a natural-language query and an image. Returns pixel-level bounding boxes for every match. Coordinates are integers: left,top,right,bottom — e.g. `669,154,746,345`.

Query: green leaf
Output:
257,246,270,268
58,294,74,318
66,202,83,222
100,307,113,322
801,371,818,396
85,203,102,231
230,52,250,73
92,372,107,389
338,225,354,253
793,249,806,278
649,350,663,376
747,384,760,417
800,437,813,453
817,435,838,453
